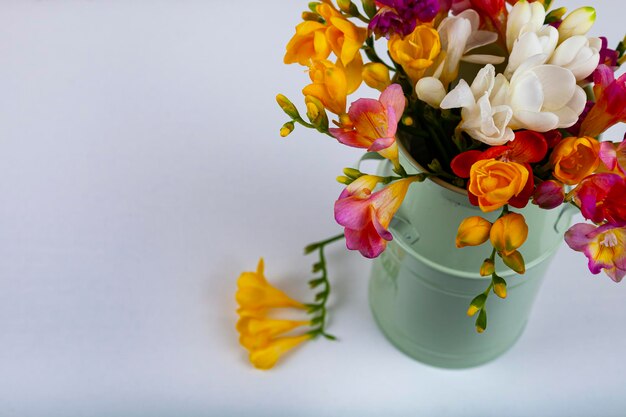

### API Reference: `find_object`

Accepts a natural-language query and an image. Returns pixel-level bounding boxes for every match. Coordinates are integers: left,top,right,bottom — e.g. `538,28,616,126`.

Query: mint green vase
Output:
369,147,573,368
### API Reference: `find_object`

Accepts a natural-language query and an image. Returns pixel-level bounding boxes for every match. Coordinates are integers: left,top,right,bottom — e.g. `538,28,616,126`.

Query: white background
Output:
0,1,624,416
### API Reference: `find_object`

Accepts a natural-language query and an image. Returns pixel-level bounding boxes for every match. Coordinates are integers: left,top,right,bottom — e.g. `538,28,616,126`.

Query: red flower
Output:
451,130,548,209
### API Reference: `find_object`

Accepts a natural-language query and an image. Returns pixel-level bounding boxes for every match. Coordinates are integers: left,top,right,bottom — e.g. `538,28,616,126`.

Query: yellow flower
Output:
490,213,528,256
236,258,305,310
362,62,391,92
284,3,366,67
249,334,312,370
456,216,492,248
237,317,310,351
468,159,529,212
388,25,441,84
303,59,351,115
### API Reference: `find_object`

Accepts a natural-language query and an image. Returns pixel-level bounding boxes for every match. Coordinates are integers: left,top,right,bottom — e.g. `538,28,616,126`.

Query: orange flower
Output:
284,3,366,67
303,59,352,115
388,24,441,84
550,136,601,185
468,159,530,212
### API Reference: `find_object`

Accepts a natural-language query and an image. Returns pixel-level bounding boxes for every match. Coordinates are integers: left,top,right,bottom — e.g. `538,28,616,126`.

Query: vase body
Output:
369,151,573,368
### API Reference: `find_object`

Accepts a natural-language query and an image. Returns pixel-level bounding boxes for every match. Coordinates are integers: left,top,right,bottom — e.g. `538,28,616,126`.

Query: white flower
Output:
507,57,587,132
506,0,546,52
415,77,447,108
504,26,558,78
429,10,504,88
548,36,601,81
558,7,596,43
440,65,514,145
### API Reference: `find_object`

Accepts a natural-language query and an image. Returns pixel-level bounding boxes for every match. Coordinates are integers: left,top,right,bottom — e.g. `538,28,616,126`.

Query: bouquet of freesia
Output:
236,0,626,369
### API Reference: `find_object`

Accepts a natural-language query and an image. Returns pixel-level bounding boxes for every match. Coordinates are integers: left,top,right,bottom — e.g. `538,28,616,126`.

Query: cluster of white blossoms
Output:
416,0,600,145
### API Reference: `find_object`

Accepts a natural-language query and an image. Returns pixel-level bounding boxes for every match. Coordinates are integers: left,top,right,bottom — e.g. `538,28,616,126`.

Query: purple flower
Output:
369,0,440,39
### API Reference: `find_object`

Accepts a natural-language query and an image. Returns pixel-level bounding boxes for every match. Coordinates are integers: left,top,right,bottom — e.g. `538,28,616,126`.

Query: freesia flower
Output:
237,317,310,351
504,27,558,77
439,64,514,145
574,173,626,227
558,7,596,44
490,213,528,256
427,9,504,88
388,24,441,84
451,0,507,39
456,216,492,248
284,3,367,67
532,180,565,209
329,84,406,168
369,0,440,39
565,223,626,283
451,130,545,210
468,159,529,212
548,36,601,82
505,0,546,53
550,136,600,185
580,65,626,138
362,63,391,91
588,37,619,82
303,59,352,115
415,76,447,107
334,175,417,258
507,56,587,132
236,259,306,310
599,141,626,175
249,334,312,370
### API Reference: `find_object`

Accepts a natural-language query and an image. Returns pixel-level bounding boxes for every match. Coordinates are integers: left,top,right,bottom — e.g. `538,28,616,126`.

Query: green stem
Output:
304,233,345,340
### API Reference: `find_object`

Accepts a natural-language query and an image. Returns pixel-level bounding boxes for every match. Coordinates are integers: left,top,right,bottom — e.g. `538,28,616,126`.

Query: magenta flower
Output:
575,173,626,227
334,175,417,258
532,180,565,210
565,223,626,283
368,0,440,39
599,140,626,175
580,65,626,137
329,84,406,168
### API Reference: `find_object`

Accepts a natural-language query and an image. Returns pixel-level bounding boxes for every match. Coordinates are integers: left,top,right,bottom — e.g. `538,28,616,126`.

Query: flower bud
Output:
336,175,352,185
362,63,391,92
343,167,362,179
475,308,487,333
533,180,565,209
501,250,526,274
276,94,301,119
545,7,567,24
305,95,329,130
492,275,507,299
467,293,486,317
558,7,596,43
337,0,358,15
280,121,295,137
301,11,324,22
456,216,492,248
416,77,446,108
480,259,495,277
490,213,528,256
362,0,377,18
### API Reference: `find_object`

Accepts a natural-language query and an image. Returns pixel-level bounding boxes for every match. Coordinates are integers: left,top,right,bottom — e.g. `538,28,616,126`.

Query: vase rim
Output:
397,139,468,196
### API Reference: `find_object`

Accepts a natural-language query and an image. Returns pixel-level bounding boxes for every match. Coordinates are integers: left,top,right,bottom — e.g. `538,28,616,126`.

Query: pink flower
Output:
580,65,626,137
575,173,626,227
334,175,416,258
329,84,406,168
599,140,626,175
565,223,626,282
